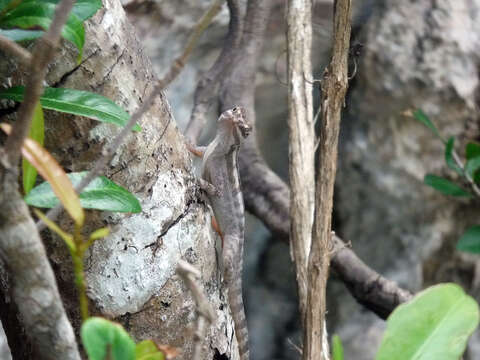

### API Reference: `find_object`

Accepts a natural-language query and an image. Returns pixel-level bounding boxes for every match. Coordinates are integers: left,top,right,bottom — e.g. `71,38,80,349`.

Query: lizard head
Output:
219,106,251,139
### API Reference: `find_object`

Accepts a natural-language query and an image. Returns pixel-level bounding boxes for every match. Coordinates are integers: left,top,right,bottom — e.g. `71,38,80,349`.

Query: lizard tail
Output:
228,277,250,360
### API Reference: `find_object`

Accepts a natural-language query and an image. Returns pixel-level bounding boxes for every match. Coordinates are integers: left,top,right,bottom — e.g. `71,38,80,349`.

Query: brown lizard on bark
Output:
188,106,251,360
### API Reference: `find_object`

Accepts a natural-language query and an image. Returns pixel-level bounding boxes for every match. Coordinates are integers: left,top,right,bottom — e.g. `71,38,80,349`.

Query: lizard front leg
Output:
186,142,207,157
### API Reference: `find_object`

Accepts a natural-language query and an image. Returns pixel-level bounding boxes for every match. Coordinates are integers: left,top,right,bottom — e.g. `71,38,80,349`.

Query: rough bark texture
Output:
331,237,413,320
286,0,315,325
304,1,351,359
125,1,414,359
60,0,480,359
0,0,236,359
333,0,480,358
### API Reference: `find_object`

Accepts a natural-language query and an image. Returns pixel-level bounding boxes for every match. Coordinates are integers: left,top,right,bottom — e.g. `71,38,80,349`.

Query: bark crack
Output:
101,49,126,86
52,49,100,88
144,201,194,256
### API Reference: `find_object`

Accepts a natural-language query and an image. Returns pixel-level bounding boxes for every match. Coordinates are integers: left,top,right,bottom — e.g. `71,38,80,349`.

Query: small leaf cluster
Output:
82,318,166,360
332,283,479,360
413,110,480,254
0,0,142,211
0,0,102,59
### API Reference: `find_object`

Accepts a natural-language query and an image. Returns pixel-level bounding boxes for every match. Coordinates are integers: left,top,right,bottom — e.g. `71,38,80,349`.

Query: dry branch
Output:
0,35,31,66
0,1,81,358
156,0,225,91
286,0,315,327
303,1,352,358
331,236,413,319
177,260,216,360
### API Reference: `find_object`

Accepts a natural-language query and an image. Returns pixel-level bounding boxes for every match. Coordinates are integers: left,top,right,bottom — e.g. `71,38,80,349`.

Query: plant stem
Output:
72,253,89,321
72,225,89,321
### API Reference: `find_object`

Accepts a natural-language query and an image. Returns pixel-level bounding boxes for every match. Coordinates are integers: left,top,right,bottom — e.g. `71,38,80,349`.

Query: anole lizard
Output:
188,106,251,360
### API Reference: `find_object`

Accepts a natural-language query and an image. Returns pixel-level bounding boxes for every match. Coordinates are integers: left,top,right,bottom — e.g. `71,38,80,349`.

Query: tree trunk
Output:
0,0,236,359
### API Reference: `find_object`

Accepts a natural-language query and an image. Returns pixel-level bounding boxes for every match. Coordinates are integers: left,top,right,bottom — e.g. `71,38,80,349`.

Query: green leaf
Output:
81,317,135,360
332,335,344,360
413,109,444,142
0,2,85,55
25,171,142,213
0,86,141,131
444,137,463,175
23,102,44,195
466,142,480,160
21,0,102,21
457,225,480,254
465,156,480,180
2,122,85,226
89,227,110,242
135,340,165,360
424,174,472,197
85,226,110,249
376,283,479,360
0,28,43,42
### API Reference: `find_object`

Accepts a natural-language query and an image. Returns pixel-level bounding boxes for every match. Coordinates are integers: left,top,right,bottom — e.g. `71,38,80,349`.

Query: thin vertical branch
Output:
4,0,76,166
156,0,224,90
304,1,352,359
0,1,81,359
177,261,216,360
286,0,315,325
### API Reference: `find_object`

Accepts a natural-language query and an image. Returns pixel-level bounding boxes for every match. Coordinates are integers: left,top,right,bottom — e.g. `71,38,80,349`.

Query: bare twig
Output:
158,0,225,91
286,0,315,328
4,0,76,167
0,35,31,66
304,2,352,359
38,0,224,230
0,1,81,359
176,260,216,360
287,338,303,355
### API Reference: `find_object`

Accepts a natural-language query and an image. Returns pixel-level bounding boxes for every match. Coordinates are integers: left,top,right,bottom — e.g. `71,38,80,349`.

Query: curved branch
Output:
0,171,80,360
331,236,413,319
185,0,244,143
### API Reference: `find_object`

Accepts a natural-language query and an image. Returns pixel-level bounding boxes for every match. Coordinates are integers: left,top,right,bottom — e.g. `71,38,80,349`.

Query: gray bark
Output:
1,0,234,359
0,321,12,360
334,0,480,358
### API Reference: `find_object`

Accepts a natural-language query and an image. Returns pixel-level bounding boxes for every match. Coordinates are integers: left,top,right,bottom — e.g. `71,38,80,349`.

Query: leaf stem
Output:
72,224,89,321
